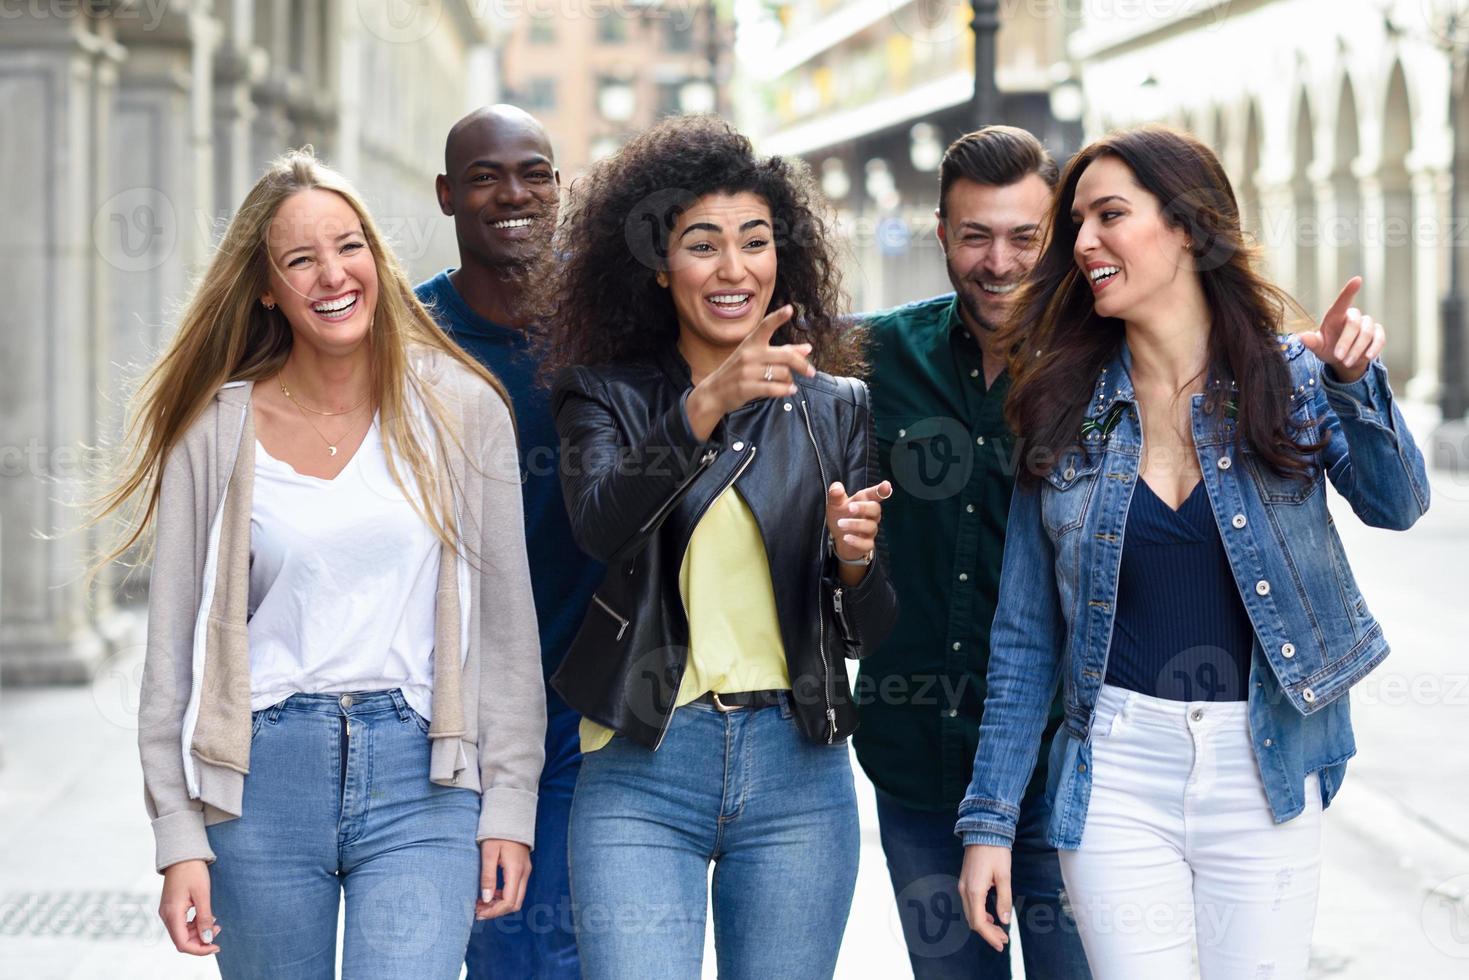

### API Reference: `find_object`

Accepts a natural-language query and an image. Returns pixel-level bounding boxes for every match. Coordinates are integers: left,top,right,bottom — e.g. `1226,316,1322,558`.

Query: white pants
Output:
1058,683,1323,979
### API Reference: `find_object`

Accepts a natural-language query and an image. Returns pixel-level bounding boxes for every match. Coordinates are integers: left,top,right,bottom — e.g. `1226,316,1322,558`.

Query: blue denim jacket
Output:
956,336,1430,849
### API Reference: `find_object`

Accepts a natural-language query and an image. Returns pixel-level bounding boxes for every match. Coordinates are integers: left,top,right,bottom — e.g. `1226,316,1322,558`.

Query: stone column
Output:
0,17,122,683
1407,166,1449,401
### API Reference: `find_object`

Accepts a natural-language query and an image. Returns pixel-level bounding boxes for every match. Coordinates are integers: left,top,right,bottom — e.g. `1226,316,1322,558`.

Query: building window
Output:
597,77,636,122
528,18,555,44
662,15,695,53
598,13,629,43
519,78,557,112
656,81,683,118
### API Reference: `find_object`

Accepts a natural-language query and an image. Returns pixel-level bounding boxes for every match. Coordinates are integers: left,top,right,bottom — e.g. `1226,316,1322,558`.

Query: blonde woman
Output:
95,149,546,978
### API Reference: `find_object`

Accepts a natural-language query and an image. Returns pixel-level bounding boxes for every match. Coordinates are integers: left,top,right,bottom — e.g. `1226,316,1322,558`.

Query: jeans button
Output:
340,694,353,709
1190,708,1204,722
1281,642,1296,659
1231,513,1247,529
1255,579,1271,596
1302,688,1316,704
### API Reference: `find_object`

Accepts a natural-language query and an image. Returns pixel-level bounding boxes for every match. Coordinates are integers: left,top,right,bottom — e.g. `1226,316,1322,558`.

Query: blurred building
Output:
739,0,1084,311
0,1,501,683
499,0,732,176
1072,0,1466,400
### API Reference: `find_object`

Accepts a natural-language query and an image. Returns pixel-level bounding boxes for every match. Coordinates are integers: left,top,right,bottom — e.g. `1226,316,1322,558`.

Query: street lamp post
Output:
1421,2,1469,471
1440,9,1467,424
970,0,1001,129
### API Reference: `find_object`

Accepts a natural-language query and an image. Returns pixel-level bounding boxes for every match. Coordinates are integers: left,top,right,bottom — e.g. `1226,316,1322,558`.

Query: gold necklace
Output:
278,376,370,457
278,375,370,417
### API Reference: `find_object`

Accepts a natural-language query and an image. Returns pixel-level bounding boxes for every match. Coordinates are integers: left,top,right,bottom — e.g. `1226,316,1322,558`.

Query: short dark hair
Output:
938,125,1059,217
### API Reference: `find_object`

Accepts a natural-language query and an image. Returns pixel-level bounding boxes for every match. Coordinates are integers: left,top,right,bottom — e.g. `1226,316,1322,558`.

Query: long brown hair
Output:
89,148,508,574
1002,125,1318,485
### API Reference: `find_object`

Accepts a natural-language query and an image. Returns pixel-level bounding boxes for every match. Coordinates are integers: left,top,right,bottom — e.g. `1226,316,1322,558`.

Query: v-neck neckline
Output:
1137,475,1204,516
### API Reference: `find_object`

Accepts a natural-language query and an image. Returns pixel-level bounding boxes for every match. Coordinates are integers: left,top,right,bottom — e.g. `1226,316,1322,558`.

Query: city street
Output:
1,406,1467,979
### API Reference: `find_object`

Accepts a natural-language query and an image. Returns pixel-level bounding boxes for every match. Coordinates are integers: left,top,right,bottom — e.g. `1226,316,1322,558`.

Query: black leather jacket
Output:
550,348,898,749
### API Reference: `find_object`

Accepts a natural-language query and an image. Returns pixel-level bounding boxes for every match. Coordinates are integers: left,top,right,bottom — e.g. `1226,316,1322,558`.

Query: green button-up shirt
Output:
854,293,1062,812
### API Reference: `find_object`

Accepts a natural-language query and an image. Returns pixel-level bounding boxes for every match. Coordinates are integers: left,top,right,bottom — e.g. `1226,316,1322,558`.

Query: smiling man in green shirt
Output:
855,126,1090,978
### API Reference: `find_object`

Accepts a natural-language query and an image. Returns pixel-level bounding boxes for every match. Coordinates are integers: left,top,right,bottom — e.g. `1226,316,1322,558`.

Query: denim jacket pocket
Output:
1041,452,1102,536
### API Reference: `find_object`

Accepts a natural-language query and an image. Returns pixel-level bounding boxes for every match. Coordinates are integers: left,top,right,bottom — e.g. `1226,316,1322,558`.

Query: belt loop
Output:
777,690,792,720
388,688,412,721
266,700,286,724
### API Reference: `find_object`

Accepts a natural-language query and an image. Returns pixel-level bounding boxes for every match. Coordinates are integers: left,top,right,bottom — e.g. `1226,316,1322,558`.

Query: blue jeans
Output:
875,783,1091,979
205,690,480,979
466,707,581,979
568,694,859,980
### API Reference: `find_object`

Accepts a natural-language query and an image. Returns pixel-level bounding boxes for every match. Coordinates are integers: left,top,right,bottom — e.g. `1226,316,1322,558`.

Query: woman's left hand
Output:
826,480,892,563
476,839,531,920
1298,276,1386,384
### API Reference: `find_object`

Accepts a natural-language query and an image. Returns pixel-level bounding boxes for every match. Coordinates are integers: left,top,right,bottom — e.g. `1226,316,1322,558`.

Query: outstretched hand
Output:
1296,277,1385,383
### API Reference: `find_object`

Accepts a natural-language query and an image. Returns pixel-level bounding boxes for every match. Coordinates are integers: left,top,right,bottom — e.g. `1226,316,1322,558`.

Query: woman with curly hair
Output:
955,126,1428,977
538,116,898,978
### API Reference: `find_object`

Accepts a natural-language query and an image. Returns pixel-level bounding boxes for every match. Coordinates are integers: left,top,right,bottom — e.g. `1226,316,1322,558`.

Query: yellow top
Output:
579,486,791,753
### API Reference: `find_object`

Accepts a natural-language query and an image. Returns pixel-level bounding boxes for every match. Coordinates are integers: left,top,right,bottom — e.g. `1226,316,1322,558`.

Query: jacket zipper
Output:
798,398,838,744
638,448,719,534
591,595,629,641
652,444,759,751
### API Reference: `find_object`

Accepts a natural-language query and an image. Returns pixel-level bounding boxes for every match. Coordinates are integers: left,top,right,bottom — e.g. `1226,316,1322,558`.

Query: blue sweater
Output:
415,269,603,718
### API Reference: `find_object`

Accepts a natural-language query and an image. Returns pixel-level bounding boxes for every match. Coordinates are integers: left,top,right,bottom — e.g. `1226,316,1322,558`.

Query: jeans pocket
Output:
1089,692,1129,741
250,709,267,741
405,706,431,736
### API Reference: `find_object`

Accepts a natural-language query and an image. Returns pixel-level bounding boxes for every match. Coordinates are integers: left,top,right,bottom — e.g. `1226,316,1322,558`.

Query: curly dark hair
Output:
533,115,863,381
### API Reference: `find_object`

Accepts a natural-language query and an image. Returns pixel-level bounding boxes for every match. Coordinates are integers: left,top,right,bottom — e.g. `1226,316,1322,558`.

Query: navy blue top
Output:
415,269,604,718
1103,479,1254,702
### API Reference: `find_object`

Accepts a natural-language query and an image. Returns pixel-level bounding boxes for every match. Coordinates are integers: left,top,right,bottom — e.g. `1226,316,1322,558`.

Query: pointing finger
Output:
1320,277,1362,334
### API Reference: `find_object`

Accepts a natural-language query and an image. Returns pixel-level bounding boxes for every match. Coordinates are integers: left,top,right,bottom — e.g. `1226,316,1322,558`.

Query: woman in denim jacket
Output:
955,126,1429,978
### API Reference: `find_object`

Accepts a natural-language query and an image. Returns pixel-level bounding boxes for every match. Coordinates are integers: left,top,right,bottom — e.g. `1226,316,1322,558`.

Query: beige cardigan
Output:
138,347,546,872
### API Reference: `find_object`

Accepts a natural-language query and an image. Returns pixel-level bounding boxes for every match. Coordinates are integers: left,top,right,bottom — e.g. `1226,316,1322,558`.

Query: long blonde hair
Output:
91,148,509,573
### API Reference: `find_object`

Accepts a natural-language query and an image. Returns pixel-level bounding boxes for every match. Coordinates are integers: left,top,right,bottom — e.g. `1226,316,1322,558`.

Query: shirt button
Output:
340,694,354,709
1255,580,1271,596
944,708,959,718
1302,688,1316,704
976,436,986,446
958,573,969,582
732,441,745,451
1263,738,1273,747
969,368,979,378
783,402,793,412
1281,642,1296,659
1231,514,1247,529
1217,456,1232,470
952,642,962,651
965,504,975,513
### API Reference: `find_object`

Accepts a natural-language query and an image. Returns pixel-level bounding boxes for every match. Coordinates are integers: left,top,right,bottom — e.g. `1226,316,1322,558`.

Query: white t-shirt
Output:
247,418,440,720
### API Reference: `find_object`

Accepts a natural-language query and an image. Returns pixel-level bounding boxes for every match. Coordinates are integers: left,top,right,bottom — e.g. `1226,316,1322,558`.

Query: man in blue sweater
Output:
417,104,600,979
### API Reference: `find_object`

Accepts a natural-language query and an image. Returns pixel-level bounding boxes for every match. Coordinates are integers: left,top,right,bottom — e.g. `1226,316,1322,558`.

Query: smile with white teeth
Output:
707,293,752,307
492,217,533,229
980,282,1018,294
311,291,358,319
1089,266,1120,283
